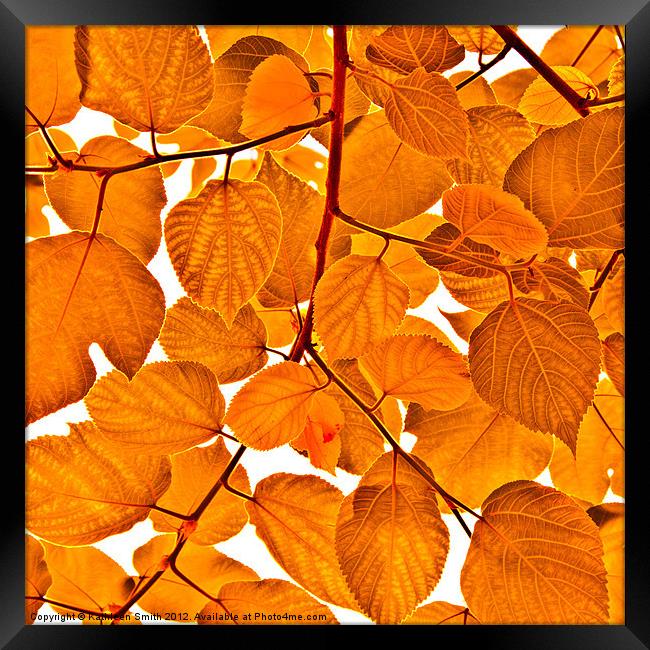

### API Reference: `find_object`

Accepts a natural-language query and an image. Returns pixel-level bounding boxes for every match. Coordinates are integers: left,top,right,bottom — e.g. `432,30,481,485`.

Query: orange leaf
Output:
447,26,507,55
247,473,358,609
417,223,502,278
588,503,624,624
407,390,552,509
27,422,171,546
199,579,338,624
608,56,625,96
26,27,80,132
225,361,321,450
326,359,393,475
446,105,535,187
490,68,537,108
25,536,51,624
336,452,449,623
442,184,548,258
541,26,621,85
360,334,472,410
255,153,323,307
519,66,598,126
449,71,497,109
44,136,167,263
549,378,624,503
44,544,135,621
384,68,469,159
396,314,459,351
461,481,609,623
25,129,76,238
405,601,479,624
75,26,213,133
504,107,624,249
439,308,484,342
441,270,511,312
241,54,319,150
193,35,308,143
511,257,590,308
603,332,624,396
350,213,442,308
340,111,453,229
86,361,225,455
164,179,282,325
366,26,464,74
468,298,601,452
205,26,315,60
26,232,165,424
159,298,268,384
314,254,409,360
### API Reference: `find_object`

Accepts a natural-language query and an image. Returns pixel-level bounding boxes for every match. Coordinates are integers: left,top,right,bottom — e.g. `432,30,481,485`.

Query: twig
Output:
455,44,512,91
571,26,603,67
25,105,71,168
25,114,334,176
490,26,590,118
25,595,106,618
588,249,623,309
584,93,624,107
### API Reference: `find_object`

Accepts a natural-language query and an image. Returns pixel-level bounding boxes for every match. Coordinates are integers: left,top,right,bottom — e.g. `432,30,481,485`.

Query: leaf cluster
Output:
25,24,624,625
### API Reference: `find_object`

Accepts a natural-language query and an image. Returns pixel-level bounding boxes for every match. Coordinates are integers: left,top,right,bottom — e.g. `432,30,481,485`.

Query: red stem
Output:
289,25,348,362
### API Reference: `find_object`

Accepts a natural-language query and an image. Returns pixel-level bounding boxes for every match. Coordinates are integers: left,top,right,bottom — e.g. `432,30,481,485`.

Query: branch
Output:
306,344,485,537
491,26,591,118
25,105,71,168
588,249,623,309
455,44,512,91
570,26,603,67
25,113,334,176
189,444,247,520
289,25,348,362
25,595,106,618
109,443,247,622
584,93,624,107
334,208,514,275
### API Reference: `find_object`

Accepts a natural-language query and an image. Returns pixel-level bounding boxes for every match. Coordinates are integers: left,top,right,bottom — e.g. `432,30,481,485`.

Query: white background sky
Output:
27,26,622,625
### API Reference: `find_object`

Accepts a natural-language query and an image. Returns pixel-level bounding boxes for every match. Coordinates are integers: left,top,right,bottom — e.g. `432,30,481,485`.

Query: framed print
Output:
6,0,649,647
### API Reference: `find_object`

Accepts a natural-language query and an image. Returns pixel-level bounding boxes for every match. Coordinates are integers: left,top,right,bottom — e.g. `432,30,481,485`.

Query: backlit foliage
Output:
25,24,624,625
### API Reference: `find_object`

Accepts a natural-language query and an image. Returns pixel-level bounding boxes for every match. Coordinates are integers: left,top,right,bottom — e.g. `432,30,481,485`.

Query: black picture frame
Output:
5,1,648,647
